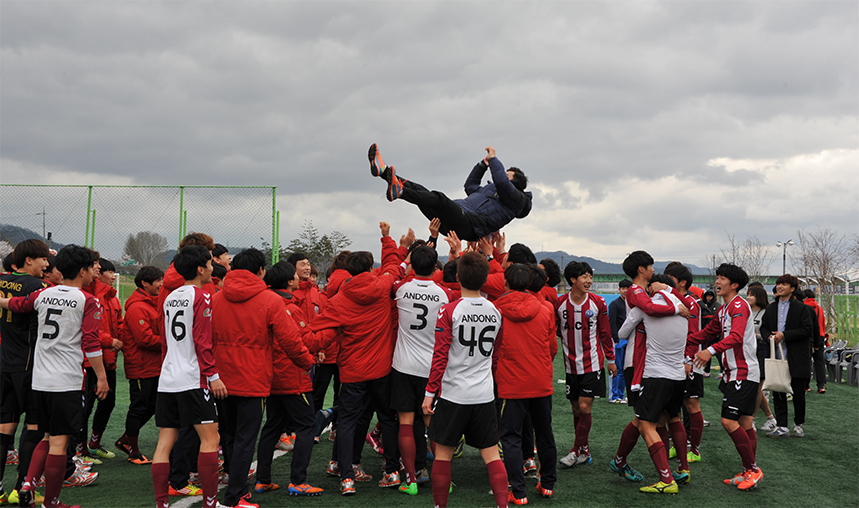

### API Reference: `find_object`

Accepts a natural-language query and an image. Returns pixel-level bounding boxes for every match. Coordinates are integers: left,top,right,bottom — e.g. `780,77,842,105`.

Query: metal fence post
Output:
178,186,185,246
84,186,93,247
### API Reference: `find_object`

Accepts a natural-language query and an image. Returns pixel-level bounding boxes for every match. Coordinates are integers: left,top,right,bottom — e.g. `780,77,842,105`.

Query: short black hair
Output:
410,246,438,277
539,258,561,288
649,273,676,289
407,239,428,255
622,250,654,279
55,244,95,280
3,253,14,272
212,243,229,258
527,263,546,292
345,251,374,276
804,288,815,300
508,167,528,191
457,252,490,291
135,266,164,288
775,273,799,290
564,261,593,285
264,261,296,290
664,263,693,290
45,255,57,274
507,243,536,264
99,259,116,273
12,239,50,269
716,263,749,291
173,245,212,281
442,258,458,283
618,278,632,289
504,264,533,291
232,248,266,274
211,262,227,280
286,252,308,267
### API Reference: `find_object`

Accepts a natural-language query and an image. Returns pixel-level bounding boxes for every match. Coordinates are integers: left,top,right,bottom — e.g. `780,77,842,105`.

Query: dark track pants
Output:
336,376,399,480
399,178,478,241
312,363,340,427
499,396,557,498
223,396,265,506
125,377,158,437
257,393,315,485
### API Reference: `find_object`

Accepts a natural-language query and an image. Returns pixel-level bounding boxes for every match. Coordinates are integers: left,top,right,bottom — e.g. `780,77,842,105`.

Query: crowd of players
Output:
0,217,826,508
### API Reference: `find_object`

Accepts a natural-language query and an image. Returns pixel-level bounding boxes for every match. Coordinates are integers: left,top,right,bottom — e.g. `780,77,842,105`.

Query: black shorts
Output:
565,370,606,401
389,369,428,414
428,398,498,450
155,388,219,429
719,379,759,421
636,378,685,423
684,373,705,399
34,390,84,436
624,367,638,408
0,370,38,425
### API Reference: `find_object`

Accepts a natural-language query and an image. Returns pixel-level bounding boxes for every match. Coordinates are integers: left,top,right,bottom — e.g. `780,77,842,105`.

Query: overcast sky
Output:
1,0,857,269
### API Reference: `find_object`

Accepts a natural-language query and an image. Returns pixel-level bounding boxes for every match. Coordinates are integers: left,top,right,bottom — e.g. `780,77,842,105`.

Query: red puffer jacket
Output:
294,280,334,363
121,288,163,379
212,270,315,397
493,290,556,399
270,289,334,395
83,279,121,369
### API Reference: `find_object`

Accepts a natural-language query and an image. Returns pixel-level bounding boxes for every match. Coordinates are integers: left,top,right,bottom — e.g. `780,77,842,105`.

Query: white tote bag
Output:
762,336,793,395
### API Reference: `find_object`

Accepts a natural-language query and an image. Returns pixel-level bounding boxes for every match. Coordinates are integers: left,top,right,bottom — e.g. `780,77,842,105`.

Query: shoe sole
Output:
289,490,321,496
368,144,383,177
386,167,403,201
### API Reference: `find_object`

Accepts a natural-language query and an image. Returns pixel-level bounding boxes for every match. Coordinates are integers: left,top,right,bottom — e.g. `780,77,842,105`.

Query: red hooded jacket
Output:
293,280,331,362
493,291,557,399
83,279,121,369
121,288,163,379
212,270,315,397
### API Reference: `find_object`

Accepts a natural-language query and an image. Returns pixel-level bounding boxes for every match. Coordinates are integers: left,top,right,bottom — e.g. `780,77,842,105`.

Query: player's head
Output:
232,248,267,278
212,243,231,267
345,251,374,276
98,258,117,286
264,261,298,291
804,288,815,300
43,255,63,285
55,244,96,284
211,262,227,282
173,245,213,283
134,266,164,296
507,167,528,191
457,252,490,291
648,273,676,294
407,239,428,255
179,232,215,251
2,253,14,272
12,239,50,277
507,243,536,265
442,258,458,283
564,261,593,285
526,263,546,292
664,263,693,292
326,250,352,278
715,263,749,296
504,263,533,291
622,250,655,280
746,284,769,309
539,258,561,288
286,252,312,280
410,246,438,277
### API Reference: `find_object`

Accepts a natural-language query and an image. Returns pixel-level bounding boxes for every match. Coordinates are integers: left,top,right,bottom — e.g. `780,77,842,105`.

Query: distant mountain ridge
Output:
531,251,711,275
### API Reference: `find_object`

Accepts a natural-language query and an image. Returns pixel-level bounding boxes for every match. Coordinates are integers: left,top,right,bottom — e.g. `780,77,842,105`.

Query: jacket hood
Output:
516,191,533,219
125,287,158,311
495,290,542,322
163,264,185,292
94,279,117,301
222,270,268,303
341,271,389,305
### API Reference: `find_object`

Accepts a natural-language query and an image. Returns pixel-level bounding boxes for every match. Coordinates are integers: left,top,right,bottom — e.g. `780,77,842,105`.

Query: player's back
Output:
0,272,48,371
641,292,687,381
393,278,452,377
439,297,501,405
160,285,209,393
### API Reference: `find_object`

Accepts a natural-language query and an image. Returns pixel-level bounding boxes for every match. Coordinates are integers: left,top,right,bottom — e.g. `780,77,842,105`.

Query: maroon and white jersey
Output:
8,285,103,392
159,285,219,393
425,297,502,405
556,293,615,375
676,293,705,374
687,295,759,383
619,291,687,381
391,277,454,378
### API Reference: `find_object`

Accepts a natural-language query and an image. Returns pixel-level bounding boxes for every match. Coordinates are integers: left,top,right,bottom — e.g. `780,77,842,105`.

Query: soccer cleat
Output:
535,482,553,498
63,470,99,487
368,143,387,178
737,468,763,491
453,436,465,458
575,453,592,465
674,469,691,484
90,446,115,459
127,452,152,464
315,408,334,437
6,449,18,465
759,418,778,432
723,472,745,486
0,492,8,505
246,468,256,483
253,482,279,493
378,471,400,488
365,432,384,455
399,482,418,495
385,167,404,202
508,491,528,505
687,450,701,463
276,433,295,452
234,493,259,508
114,438,131,457
702,419,710,427
288,483,322,496
328,429,336,442
559,450,578,468
169,483,202,496
77,453,101,465
340,478,356,496
610,459,644,482
415,468,430,484
41,502,79,508
639,481,678,494
817,387,826,394
668,446,677,459
326,461,340,477
766,426,790,438
523,458,537,477
793,424,805,438
352,464,372,482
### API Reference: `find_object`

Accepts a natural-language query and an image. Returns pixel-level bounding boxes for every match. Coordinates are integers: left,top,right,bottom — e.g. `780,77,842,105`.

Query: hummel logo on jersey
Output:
203,389,211,401
735,380,742,390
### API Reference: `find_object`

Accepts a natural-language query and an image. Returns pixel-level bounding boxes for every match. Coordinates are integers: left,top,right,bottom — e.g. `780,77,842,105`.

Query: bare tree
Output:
741,235,774,283
717,232,743,266
124,231,169,269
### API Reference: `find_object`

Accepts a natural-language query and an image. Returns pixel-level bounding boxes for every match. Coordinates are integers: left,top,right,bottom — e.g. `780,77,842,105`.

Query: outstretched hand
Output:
478,237,493,257
493,232,506,255
445,231,462,259
429,218,441,238
400,228,416,248
380,222,391,238
484,146,496,164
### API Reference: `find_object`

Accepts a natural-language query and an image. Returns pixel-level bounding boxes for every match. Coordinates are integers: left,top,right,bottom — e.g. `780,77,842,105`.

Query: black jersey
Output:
0,273,49,372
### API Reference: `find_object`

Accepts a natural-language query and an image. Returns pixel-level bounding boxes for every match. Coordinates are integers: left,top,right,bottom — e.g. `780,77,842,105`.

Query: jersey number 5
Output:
42,308,63,340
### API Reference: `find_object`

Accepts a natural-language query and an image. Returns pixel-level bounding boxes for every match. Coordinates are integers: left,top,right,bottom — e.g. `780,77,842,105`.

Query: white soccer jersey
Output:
9,285,103,392
159,285,218,393
620,292,687,381
556,293,614,375
425,297,502,405
392,278,453,377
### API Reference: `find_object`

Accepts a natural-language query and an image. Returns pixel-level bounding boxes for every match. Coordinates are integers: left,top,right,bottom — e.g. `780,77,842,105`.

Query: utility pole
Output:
776,239,794,274
36,207,46,242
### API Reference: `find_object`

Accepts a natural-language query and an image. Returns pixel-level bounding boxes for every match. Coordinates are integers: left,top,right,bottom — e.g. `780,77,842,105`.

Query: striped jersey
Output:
159,285,219,393
425,297,502,405
687,295,759,383
392,277,454,377
556,293,615,375
618,291,687,381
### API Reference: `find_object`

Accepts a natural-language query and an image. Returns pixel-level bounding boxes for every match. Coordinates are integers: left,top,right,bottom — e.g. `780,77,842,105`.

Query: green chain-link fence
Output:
1,185,277,305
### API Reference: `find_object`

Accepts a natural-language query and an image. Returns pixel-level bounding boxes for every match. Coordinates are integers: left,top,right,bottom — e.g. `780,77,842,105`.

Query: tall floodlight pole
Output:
776,239,794,274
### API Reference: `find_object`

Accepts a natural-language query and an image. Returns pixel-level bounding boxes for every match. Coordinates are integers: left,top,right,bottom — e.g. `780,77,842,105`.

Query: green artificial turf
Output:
3,354,857,507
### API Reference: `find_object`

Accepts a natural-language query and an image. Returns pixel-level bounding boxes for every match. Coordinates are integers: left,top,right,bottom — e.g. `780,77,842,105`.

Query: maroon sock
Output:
487,459,509,508
88,431,102,450
152,462,170,508
127,435,140,456
198,451,219,508
746,428,757,458
647,442,673,484
689,411,704,455
728,428,754,471
431,459,451,508
398,424,416,484
614,422,639,467
669,421,689,470
24,440,49,489
575,413,592,456
43,453,66,508
656,425,670,451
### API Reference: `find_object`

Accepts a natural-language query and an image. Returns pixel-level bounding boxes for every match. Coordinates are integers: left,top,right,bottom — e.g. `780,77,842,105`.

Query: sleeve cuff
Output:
207,373,220,382
606,360,615,365
424,391,435,398
84,350,103,359
707,346,717,355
